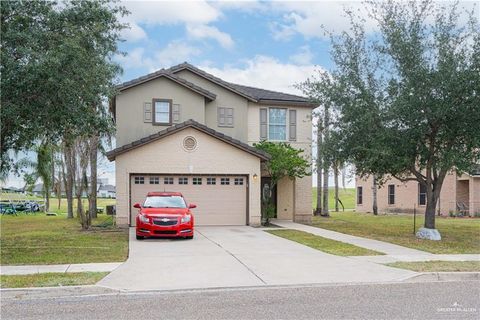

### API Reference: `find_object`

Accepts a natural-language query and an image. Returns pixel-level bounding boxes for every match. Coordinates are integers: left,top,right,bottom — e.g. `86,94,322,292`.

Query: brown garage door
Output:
130,174,247,226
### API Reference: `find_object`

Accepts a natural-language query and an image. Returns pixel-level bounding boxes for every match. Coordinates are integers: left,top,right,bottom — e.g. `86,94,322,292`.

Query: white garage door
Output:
130,174,247,226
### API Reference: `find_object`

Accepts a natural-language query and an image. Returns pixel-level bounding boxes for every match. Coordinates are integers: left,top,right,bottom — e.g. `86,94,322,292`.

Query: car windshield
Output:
143,196,186,208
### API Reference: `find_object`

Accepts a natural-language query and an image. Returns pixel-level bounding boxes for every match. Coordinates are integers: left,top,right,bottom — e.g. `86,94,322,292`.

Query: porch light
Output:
253,174,258,181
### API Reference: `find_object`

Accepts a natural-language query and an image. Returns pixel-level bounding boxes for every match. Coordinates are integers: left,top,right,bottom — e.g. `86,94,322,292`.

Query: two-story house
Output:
107,63,316,227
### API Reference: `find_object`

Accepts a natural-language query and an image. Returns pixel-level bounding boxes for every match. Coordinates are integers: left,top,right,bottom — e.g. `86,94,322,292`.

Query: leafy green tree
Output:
307,0,480,237
1,0,127,228
254,141,311,225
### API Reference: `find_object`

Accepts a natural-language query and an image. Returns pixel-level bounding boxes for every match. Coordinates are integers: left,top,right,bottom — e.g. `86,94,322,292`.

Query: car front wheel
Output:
136,235,144,240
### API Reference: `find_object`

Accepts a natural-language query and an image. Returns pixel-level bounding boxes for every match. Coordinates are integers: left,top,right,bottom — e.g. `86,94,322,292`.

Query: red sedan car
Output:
134,192,195,240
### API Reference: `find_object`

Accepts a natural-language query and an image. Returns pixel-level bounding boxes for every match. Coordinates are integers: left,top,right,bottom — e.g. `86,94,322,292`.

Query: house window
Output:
234,178,244,185
221,178,230,185
153,99,172,125
193,177,202,185
388,185,395,205
178,177,188,185
207,177,216,185
164,177,174,185
418,183,427,206
134,176,144,184
218,107,234,127
357,187,363,205
269,108,287,140
149,176,159,184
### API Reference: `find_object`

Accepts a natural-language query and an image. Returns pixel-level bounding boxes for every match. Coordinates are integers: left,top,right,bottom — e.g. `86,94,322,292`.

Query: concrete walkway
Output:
1,262,123,276
271,219,480,263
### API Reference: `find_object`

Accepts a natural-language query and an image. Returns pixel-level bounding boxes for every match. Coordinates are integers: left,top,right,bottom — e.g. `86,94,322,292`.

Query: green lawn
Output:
0,272,109,288
266,229,383,256
310,212,480,254
312,187,356,210
0,214,128,265
386,261,480,272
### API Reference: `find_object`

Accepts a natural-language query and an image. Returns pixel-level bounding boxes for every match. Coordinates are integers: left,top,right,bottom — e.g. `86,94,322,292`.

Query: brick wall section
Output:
471,177,480,215
356,172,457,215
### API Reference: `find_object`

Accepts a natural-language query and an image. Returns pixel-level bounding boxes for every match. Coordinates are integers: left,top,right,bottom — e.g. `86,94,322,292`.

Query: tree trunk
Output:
341,166,346,190
88,134,98,220
321,106,330,217
334,163,339,212
372,175,378,215
322,163,329,216
63,143,75,218
424,181,441,229
314,117,322,215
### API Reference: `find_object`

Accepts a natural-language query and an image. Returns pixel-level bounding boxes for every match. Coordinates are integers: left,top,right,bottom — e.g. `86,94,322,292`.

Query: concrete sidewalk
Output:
271,219,480,263
1,262,123,276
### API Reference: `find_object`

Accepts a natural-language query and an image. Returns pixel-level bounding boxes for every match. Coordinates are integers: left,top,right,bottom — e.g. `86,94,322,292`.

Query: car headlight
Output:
139,214,150,224
181,215,191,223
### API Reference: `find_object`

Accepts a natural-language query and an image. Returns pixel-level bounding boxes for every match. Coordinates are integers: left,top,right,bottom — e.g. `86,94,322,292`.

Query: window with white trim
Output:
193,177,202,185
388,185,395,205
178,177,188,185
234,178,244,185
207,177,216,185
134,176,144,184
418,183,427,206
268,108,287,140
221,178,230,185
153,99,171,124
164,177,174,185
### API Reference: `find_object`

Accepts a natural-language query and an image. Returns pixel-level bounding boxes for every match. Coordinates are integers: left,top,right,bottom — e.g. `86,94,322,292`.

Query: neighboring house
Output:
107,62,316,227
97,184,116,198
355,165,480,216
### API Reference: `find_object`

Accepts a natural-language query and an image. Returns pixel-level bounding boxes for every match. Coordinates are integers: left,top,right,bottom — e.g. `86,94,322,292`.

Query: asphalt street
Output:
2,281,479,320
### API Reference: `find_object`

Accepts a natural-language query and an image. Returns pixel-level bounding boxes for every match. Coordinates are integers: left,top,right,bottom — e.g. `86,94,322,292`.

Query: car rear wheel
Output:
136,235,144,240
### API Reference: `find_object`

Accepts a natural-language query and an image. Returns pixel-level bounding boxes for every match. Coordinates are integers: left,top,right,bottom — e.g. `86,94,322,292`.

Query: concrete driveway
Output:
98,226,416,291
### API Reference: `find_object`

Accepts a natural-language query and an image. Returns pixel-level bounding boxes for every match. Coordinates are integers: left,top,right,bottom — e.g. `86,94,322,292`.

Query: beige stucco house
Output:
355,166,480,216
107,62,315,227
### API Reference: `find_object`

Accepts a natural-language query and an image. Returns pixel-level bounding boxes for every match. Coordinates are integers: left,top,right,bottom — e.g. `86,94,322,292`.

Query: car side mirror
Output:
133,203,141,209
188,204,197,209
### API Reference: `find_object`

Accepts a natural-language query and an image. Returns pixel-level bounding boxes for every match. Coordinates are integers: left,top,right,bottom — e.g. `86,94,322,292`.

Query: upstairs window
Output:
268,108,287,140
153,99,172,125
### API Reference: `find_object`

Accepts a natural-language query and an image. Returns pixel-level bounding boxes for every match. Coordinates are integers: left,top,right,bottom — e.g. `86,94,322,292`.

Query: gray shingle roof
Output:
114,62,315,106
168,62,315,106
117,69,216,101
106,119,271,161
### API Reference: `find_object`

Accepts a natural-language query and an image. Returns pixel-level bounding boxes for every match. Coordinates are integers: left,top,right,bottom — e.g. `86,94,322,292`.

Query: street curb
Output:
404,272,480,282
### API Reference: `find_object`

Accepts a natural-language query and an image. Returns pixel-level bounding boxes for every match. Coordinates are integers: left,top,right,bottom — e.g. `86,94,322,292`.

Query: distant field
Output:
312,187,356,210
0,192,116,215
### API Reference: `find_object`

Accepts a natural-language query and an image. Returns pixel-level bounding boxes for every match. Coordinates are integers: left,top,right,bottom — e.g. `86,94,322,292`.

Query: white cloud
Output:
121,22,147,42
122,0,221,26
289,45,314,65
200,55,321,95
270,1,376,40
186,24,234,49
116,41,201,72
120,0,235,47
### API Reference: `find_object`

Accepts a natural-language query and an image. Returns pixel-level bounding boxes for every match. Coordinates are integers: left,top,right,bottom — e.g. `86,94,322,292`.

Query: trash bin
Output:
106,205,116,216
